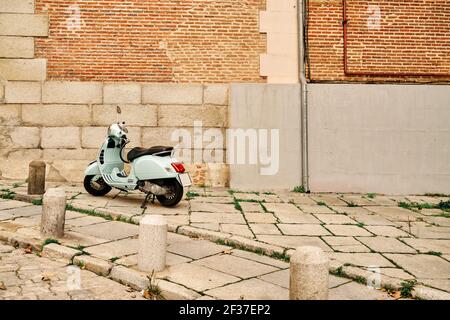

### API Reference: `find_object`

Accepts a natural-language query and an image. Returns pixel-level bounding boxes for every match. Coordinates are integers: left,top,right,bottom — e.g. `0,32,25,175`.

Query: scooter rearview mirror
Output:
116,106,121,123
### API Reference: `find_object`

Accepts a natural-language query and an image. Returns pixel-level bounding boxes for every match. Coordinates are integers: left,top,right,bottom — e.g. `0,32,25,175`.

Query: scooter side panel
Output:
85,161,101,176
133,155,178,180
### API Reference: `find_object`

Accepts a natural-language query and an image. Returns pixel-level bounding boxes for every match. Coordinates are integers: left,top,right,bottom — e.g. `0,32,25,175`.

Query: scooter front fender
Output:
85,161,101,176
133,155,178,180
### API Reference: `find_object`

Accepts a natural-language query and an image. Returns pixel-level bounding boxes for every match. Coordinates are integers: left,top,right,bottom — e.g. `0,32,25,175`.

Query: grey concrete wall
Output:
229,84,302,189
308,84,450,195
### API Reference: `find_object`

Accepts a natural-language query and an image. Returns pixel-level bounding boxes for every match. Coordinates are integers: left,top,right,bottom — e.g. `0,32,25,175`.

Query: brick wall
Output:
307,0,450,83
34,0,266,83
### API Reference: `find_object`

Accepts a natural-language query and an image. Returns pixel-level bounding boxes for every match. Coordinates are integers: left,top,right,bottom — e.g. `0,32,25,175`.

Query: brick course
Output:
307,0,450,83
35,0,266,83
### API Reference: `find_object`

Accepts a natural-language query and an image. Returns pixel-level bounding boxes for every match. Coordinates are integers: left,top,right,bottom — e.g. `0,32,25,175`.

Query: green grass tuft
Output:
292,186,306,193
400,280,416,298
186,191,199,199
32,199,43,205
42,238,60,246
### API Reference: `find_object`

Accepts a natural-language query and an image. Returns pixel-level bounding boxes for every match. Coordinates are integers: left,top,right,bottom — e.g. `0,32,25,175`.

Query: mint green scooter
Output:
83,107,192,207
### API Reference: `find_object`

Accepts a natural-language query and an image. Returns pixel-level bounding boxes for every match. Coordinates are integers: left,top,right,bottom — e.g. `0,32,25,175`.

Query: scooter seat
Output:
127,146,173,162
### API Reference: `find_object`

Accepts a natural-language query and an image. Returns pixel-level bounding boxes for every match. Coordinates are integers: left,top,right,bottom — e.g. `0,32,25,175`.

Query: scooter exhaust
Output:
137,181,167,196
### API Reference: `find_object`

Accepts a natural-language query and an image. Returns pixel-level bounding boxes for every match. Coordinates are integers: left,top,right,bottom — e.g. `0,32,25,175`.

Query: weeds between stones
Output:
400,280,416,298
66,204,113,220
0,189,15,200
42,238,60,246
398,200,450,212
366,193,376,199
144,271,164,300
425,251,442,257
292,186,306,193
185,191,199,199
32,199,43,205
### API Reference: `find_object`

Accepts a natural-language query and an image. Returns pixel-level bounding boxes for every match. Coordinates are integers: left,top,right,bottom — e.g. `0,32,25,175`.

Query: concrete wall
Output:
308,84,450,194
229,84,302,189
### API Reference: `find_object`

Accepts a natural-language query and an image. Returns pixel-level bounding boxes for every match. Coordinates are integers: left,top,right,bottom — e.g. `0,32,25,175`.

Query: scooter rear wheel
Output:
156,179,184,207
83,175,112,196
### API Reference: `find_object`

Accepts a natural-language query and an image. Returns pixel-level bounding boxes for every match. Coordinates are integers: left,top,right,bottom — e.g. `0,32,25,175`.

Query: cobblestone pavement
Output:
1,179,449,299
0,243,144,300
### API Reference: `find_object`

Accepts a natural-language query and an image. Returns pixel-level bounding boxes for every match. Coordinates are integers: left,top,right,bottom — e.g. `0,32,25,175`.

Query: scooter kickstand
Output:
140,193,152,209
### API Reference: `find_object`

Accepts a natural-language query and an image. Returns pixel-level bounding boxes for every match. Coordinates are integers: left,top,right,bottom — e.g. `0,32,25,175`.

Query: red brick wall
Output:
35,0,266,83
307,0,450,83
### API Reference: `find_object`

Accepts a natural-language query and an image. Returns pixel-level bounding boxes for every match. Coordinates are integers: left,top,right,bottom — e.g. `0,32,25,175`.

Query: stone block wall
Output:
0,81,229,186
0,2,229,186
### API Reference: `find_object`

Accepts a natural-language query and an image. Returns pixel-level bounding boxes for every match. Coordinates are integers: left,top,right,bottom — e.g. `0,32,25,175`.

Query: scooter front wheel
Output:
156,179,184,207
83,175,112,196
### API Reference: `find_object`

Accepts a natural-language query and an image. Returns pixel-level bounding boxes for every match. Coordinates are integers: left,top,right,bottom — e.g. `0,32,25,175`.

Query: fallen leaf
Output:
390,291,402,300
0,281,6,290
222,249,232,255
41,272,53,282
143,290,151,299
24,245,32,254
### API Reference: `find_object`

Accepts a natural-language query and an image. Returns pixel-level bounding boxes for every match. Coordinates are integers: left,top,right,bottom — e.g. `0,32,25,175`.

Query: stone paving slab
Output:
84,238,138,260
401,238,450,254
1,182,449,299
356,237,417,254
0,205,41,221
250,223,281,235
162,263,240,292
59,231,111,248
66,216,109,227
364,225,410,237
328,281,393,300
384,254,450,279
167,239,229,260
258,269,351,290
322,236,371,253
330,252,396,268
192,254,279,279
0,246,144,300
204,278,289,300
399,223,450,240
230,249,289,269
0,200,32,211
278,224,331,236
257,235,332,252
72,221,138,241
314,214,357,225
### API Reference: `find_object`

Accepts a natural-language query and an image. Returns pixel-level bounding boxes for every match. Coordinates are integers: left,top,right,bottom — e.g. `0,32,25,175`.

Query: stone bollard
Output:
290,246,329,300
138,215,167,272
40,188,66,238
28,161,46,195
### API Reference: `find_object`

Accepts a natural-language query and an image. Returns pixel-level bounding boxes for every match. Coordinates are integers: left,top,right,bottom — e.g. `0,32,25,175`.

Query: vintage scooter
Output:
83,106,191,208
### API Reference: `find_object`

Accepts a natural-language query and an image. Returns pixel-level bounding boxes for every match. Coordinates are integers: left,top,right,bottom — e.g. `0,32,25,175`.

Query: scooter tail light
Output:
171,162,185,173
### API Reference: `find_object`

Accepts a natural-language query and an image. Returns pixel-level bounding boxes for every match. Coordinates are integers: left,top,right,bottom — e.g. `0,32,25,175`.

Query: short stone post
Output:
40,188,66,238
138,215,167,272
28,161,46,195
290,246,329,300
